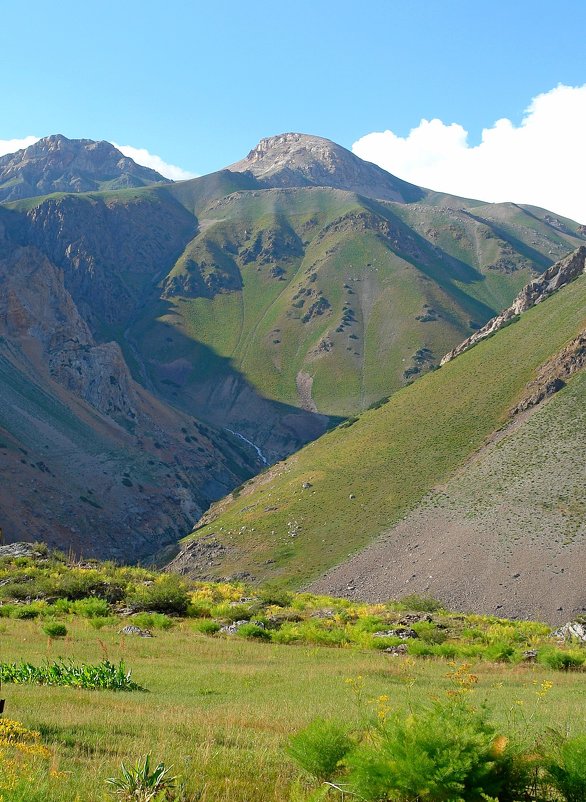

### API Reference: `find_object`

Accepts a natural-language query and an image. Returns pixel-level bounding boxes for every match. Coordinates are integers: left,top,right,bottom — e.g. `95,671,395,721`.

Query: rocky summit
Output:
228,132,425,201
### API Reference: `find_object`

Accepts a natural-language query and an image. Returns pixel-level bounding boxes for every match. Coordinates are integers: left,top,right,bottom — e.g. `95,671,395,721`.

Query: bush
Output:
539,649,585,671
545,733,586,802
259,583,293,608
287,719,353,781
236,623,270,640
126,575,189,615
132,612,173,631
346,699,514,802
11,603,46,619
210,603,253,622
186,600,212,618
88,617,118,630
71,597,111,618
193,619,221,635
42,621,67,638
0,659,143,691
398,594,444,613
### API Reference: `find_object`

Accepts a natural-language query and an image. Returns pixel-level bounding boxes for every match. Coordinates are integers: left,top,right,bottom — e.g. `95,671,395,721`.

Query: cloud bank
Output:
0,136,41,157
114,144,197,181
353,84,586,223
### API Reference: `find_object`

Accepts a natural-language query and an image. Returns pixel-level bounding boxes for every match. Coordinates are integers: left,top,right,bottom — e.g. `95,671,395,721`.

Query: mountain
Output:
228,132,425,202
0,135,169,201
1,132,585,565
168,248,586,621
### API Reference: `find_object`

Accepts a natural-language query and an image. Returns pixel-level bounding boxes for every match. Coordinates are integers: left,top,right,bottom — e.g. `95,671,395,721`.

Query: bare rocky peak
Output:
0,134,170,201
228,132,425,202
441,246,586,365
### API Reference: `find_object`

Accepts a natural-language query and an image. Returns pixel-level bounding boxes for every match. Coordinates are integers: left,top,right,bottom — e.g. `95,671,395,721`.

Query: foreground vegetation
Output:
0,614,585,801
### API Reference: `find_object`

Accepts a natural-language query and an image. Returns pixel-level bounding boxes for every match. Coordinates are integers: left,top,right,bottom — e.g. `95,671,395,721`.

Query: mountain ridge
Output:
0,134,170,201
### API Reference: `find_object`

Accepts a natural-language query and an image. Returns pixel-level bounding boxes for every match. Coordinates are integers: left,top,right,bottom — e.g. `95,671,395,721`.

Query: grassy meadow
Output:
1,615,586,801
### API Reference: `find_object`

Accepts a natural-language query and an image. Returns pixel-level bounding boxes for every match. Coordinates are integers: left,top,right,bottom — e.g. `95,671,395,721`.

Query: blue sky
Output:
2,0,586,218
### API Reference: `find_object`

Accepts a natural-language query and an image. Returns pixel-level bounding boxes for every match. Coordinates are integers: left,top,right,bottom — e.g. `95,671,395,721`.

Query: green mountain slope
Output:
169,268,586,593
135,184,584,424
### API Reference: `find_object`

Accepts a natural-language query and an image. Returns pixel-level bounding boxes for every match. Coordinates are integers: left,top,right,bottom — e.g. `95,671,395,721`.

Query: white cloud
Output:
0,136,40,157
114,143,197,181
353,84,586,223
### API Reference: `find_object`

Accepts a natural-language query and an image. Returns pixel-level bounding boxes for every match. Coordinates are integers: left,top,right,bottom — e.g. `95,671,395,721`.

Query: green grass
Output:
1,616,584,801
185,273,586,584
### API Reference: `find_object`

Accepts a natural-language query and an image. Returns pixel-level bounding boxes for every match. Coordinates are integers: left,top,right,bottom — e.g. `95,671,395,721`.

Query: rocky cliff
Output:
441,246,586,365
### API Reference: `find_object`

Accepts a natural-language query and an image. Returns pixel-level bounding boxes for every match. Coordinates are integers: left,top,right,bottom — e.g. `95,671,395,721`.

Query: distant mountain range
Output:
0,135,169,202
0,131,584,585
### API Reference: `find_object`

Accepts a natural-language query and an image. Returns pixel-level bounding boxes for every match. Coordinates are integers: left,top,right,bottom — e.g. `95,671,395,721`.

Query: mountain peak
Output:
0,135,170,202
228,131,425,203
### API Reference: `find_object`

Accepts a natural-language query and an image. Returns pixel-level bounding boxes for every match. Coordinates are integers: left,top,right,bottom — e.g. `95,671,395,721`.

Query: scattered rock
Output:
0,542,41,559
551,621,586,642
219,620,251,635
311,608,336,619
119,625,153,638
399,613,433,625
384,643,408,655
373,628,418,640
522,650,538,662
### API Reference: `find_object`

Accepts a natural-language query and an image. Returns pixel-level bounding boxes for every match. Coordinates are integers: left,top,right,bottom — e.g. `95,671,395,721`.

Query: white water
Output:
225,428,268,465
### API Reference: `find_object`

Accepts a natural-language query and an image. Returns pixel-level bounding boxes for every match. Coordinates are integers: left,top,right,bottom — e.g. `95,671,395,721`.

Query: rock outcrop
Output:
511,330,586,414
441,246,586,365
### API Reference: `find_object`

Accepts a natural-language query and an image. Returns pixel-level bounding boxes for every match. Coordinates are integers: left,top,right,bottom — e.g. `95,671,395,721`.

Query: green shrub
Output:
71,597,111,618
287,719,353,781
0,659,143,691
269,624,301,645
42,621,67,638
88,616,118,630
483,641,517,663
193,619,221,635
126,575,189,615
11,603,46,619
186,600,212,618
412,621,448,644
132,612,173,631
398,594,444,613
0,603,17,617
210,602,254,622
539,649,585,671
236,623,270,640
259,583,293,608
105,753,176,801
346,699,513,802
545,734,586,802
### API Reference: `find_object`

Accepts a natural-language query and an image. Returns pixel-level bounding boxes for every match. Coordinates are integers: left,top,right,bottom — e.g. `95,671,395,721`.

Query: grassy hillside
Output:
135,187,584,420
175,273,586,586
